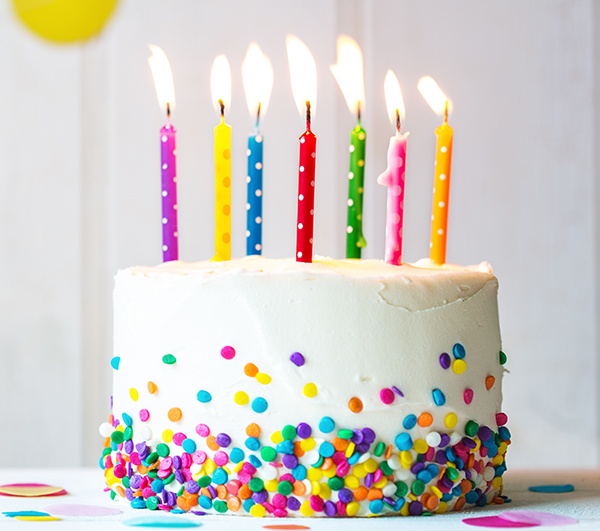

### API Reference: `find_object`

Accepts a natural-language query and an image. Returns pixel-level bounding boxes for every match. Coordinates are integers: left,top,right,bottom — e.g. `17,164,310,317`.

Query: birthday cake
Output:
100,256,510,517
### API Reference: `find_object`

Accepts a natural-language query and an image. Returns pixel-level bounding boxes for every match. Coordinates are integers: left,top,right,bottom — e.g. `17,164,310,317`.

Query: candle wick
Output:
166,102,171,119
219,99,225,118
305,100,311,131
395,108,401,133
255,101,262,130
357,101,361,125
444,100,449,123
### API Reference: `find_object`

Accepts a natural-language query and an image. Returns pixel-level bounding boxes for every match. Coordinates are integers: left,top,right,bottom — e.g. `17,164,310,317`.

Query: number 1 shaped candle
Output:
211,55,232,262
331,35,367,258
287,35,318,263
377,70,408,266
148,44,178,262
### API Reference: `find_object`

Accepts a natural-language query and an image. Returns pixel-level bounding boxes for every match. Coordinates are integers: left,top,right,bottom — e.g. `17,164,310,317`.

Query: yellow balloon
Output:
12,0,119,44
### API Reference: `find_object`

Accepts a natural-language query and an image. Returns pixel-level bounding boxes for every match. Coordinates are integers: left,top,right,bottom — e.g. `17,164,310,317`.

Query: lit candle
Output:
287,35,317,263
377,70,408,266
418,76,453,265
242,43,273,256
148,44,178,262
331,35,367,259
211,55,232,262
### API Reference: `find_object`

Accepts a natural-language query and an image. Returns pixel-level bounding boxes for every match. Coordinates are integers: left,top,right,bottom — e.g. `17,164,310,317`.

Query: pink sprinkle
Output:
158,505,171,512
263,502,275,514
214,451,229,466
496,412,509,426
337,501,347,516
140,477,149,489
464,388,474,405
380,388,395,405
270,461,283,468
181,453,192,468
242,462,257,475
336,462,350,476
226,480,241,495
425,447,435,461
373,469,383,483
104,456,113,469
221,346,236,360
195,424,210,437
142,487,154,499
332,451,346,465
113,465,126,478
182,468,192,481
237,471,252,484
272,493,287,509
462,515,537,528
273,508,288,518
157,469,171,479
159,457,173,470
192,450,207,465
139,409,150,422
172,432,187,446
280,473,295,483
310,495,324,512
129,453,141,466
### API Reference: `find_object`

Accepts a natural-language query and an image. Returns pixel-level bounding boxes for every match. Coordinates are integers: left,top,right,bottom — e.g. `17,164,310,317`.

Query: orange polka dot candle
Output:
211,55,232,262
418,76,454,265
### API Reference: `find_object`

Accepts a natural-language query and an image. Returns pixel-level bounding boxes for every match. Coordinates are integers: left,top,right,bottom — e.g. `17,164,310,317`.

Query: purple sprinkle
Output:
290,352,305,367
478,426,493,441
435,450,447,465
287,496,301,511
127,462,133,477
282,454,298,469
465,469,472,480
125,488,135,501
135,442,147,454
207,485,217,499
392,385,404,397
441,476,455,488
439,352,451,369
356,442,370,453
351,429,364,444
252,490,268,504
215,433,232,448
324,501,337,517
130,475,142,489
172,456,182,470
461,437,477,449
409,501,423,516
361,428,376,444
175,470,185,484
365,473,373,488
411,462,425,474
296,422,312,439
338,488,353,503
185,480,200,494
124,440,134,454
167,491,177,506
383,496,395,506
440,434,451,447
191,511,206,516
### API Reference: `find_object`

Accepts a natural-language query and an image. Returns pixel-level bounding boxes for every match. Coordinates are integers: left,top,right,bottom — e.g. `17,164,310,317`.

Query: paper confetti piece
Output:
14,516,62,521
0,483,67,497
527,484,575,493
462,515,538,528
123,516,202,527
500,511,578,526
263,526,311,530
3,511,52,518
46,503,123,516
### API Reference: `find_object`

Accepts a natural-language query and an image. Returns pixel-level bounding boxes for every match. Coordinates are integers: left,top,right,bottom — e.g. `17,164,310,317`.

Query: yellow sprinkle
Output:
322,467,336,479
204,459,216,474
311,481,321,495
408,493,417,501
363,458,378,473
270,431,283,444
161,429,173,443
400,502,410,516
474,438,482,452
255,372,272,385
250,504,266,517
346,501,360,517
306,468,322,481
300,500,314,516
319,483,332,499
234,391,249,405
116,424,124,433
452,359,467,374
105,469,118,487
222,465,231,475
373,477,387,489
300,437,316,451
264,479,278,492
353,464,367,478
400,450,413,467
444,412,458,429
344,475,360,489
498,442,508,455
234,462,244,473
431,485,443,498
129,388,139,401
436,501,448,514
15,517,61,521
492,476,503,490
413,439,429,454
345,442,356,458
303,382,318,398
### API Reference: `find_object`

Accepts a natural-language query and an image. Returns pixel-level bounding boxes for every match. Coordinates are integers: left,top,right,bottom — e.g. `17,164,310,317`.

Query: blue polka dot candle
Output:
242,44,273,256
148,44,178,262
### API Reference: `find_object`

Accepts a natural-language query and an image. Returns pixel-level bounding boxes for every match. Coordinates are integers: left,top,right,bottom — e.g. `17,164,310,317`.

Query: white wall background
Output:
0,0,598,470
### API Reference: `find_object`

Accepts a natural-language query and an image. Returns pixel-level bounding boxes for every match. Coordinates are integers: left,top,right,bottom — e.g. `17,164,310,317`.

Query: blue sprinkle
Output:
229,447,245,463
251,397,268,413
249,454,262,468
348,452,360,465
465,491,479,504
416,470,432,483
395,432,413,451
245,437,260,451
432,388,446,406
369,499,384,514
318,441,335,458
131,497,147,509
528,484,575,493
441,493,453,502
199,495,212,509
393,498,405,511
318,416,335,433
276,440,295,455
403,414,417,430
499,426,512,441
292,464,307,481
122,516,201,527
453,343,466,359
151,479,164,493
242,498,255,512
122,412,133,426
182,438,197,454
212,468,228,485
426,463,439,476
3,512,51,518
110,356,121,370
196,390,212,403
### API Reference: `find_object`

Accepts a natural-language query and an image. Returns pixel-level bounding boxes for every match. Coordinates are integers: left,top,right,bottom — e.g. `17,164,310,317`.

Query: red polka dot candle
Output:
148,44,178,262
211,55,232,262
286,35,317,263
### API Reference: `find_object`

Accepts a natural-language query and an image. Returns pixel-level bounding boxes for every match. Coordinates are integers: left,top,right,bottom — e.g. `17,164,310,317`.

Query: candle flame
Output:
242,43,274,122
418,76,453,117
211,55,232,116
384,70,405,129
286,35,317,117
148,44,175,114
330,35,365,117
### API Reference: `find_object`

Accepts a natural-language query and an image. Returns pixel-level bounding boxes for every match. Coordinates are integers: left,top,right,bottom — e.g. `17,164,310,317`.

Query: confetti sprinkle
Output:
348,396,363,413
220,346,236,360
110,356,120,370
501,511,577,526
3,511,52,517
302,383,318,398
463,515,536,528
486,375,496,390
162,354,177,365
527,484,575,493
379,388,395,404
289,352,305,366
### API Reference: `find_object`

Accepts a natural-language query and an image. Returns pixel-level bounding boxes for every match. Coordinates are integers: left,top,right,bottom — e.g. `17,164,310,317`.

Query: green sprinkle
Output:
123,427,133,441
102,447,112,457
249,478,264,492
177,486,185,497
163,473,175,485
213,500,228,513
395,481,408,497
148,469,158,480
499,351,507,365
411,479,425,496
337,429,354,440
198,476,211,488
374,441,386,457
446,467,459,481
145,452,159,464
328,476,344,491
110,489,117,500
162,354,177,365
281,425,297,440
260,446,277,462
380,461,393,476
110,431,124,444
146,496,159,510
311,456,324,468
122,476,130,488
278,481,293,495
156,443,170,457
465,420,479,438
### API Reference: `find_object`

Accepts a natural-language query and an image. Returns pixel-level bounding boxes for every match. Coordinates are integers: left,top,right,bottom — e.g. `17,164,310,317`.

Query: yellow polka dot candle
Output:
211,55,232,262
418,76,454,265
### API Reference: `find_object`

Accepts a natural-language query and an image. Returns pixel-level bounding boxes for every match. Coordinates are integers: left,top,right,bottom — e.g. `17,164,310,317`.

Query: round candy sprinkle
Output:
195,424,210,437
432,388,446,406
196,390,212,403
129,388,139,402
282,425,297,440
234,391,249,405
318,417,335,433
244,363,259,377
221,346,236,360
417,412,433,427
256,372,272,385
439,352,451,369
379,388,395,405
403,414,417,430
161,429,173,443
110,357,120,370
147,381,158,394
251,397,268,413
444,412,458,429
453,343,466,359
139,409,150,422
245,423,260,437
486,375,496,390
452,359,467,374
167,408,182,422
297,422,312,439
216,433,232,448
162,354,176,365
496,412,509,426
348,397,363,413
395,433,413,451
465,420,479,437
182,439,196,454
499,351,507,365
303,383,318,398
290,352,305,367
464,388,474,404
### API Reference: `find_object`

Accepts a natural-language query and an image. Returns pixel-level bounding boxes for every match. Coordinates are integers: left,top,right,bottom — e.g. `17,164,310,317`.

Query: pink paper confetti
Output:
501,511,578,526
462,515,538,528
46,503,123,516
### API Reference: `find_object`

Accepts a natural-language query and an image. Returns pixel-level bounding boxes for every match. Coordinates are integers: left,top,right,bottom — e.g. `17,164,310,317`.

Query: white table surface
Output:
0,468,598,530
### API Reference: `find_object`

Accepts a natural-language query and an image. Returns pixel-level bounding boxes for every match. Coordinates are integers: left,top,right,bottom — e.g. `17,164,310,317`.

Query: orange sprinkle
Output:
227,496,241,512
485,375,496,390
384,444,393,460
187,494,199,507
333,438,349,452
200,487,212,499
293,441,305,457
417,412,433,427
454,497,466,511
420,492,431,507
493,496,505,504
438,466,446,481
292,481,306,496
238,484,251,500
206,435,220,451
168,407,182,422
246,423,261,437
147,381,158,394
263,527,310,530
216,485,228,499
137,465,148,475
425,494,439,511
348,396,363,413
176,497,190,511
353,486,368,501
460,479,472,494
244,363,259,377
322,457,334,471
115,485,125,498
366,488,383,501
466,454,475,469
